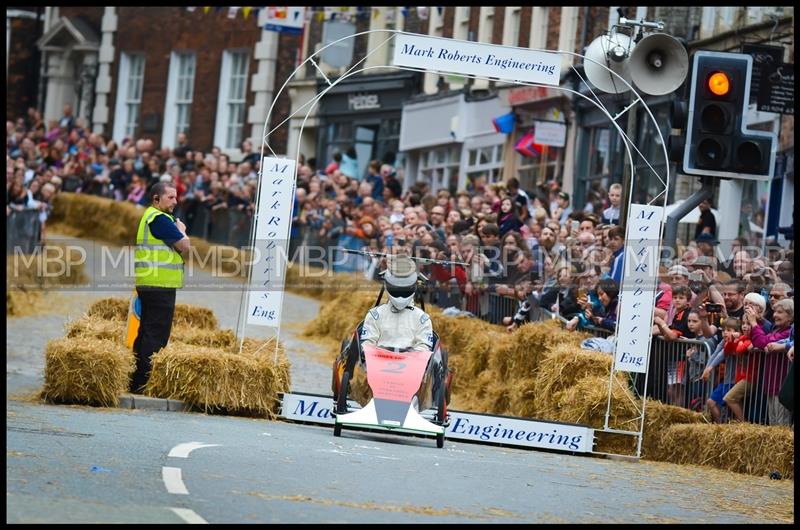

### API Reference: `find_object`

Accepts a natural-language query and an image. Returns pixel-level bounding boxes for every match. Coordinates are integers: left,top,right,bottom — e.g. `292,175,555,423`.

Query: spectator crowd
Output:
7,105,794,426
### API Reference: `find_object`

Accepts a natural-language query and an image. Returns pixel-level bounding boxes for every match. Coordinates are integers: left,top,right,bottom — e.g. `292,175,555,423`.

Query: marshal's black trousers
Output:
131,287,176,392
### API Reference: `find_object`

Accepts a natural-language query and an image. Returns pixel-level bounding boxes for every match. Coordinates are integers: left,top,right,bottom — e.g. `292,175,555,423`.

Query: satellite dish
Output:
630,33,689,96
583,32,635,94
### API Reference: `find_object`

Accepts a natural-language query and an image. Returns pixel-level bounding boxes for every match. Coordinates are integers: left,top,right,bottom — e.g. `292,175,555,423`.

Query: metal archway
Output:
245,29,671,460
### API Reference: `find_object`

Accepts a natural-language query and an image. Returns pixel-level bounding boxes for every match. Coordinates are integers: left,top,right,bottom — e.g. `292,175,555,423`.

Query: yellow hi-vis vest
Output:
134,206,184,288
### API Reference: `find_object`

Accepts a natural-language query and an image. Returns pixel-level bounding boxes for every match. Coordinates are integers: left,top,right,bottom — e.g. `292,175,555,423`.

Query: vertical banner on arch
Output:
247,157,296,327
612,204,663,373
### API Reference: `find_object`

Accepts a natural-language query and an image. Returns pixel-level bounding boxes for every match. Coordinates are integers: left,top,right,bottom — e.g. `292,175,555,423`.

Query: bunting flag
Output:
417,6,429,20
373,7,380,19
213,6,222,13
386,7,396,23
316,11,325,22
242,6,252,19
492,112,516,134
186,7,196,12
203,6,210,14
514,131,543,158
401,7,408,18
227,7,238,19
436,6,443,16
264,6,305,34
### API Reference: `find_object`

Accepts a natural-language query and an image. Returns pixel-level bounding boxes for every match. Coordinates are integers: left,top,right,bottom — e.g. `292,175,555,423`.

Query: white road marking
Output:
168,442,220,458
170,507,208,524
162,466,189,495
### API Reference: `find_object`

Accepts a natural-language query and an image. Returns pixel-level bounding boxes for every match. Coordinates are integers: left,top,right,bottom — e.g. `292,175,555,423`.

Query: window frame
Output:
112,52,145,143
161,51,197,149
214,49,251,154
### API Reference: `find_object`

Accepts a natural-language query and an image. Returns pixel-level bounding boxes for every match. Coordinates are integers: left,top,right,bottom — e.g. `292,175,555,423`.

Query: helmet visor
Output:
387,285,416,300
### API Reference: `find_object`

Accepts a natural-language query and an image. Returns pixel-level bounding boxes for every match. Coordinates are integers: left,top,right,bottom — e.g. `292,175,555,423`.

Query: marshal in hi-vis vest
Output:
134,206,185,288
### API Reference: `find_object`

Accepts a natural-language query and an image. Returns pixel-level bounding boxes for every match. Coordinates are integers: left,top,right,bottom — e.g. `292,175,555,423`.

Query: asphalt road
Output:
6,236,795,523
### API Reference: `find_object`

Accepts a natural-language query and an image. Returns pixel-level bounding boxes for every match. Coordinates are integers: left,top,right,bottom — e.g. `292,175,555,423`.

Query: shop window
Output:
420,146,459,193
517,144,561,190
466,143,504,186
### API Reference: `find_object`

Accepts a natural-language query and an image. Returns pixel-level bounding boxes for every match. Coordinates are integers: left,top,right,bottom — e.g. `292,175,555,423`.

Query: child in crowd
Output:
652,285,692,340
702,318,741,423
684,309,714,410
722,318,756,422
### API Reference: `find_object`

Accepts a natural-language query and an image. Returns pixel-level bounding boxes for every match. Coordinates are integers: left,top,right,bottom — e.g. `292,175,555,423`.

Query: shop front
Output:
500,85,571,196
400,89,510,194
316,71,419,179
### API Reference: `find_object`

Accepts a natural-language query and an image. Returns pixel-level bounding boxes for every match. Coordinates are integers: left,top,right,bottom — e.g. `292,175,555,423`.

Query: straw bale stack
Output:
47,297,289,415
42,336,135,407
7,247,88,316
188,238,250,278
285,264,367,301
86,297,129,321
85,297,219,330
641,401,707,457
655,423,794,479
303,290,378,341
532,344,614,418
49,192,251,278
66,315,127,341
145,337,290,418
173,304,218,330
171,327,237,349
49,191,141,245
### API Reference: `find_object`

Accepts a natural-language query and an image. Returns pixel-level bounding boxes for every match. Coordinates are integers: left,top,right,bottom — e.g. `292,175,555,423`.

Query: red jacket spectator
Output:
724,335,755,382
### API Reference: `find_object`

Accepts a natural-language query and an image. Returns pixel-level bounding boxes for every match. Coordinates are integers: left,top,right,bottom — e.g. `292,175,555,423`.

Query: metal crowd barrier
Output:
174,200,253,247
7,209,42,254
286,237,794,426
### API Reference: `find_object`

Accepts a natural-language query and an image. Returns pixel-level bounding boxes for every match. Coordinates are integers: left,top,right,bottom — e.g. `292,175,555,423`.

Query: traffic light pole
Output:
661,175,714,264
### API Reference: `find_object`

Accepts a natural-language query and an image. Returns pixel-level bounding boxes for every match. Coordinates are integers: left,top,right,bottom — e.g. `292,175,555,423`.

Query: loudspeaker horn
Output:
583,32,635,94
629,33,688,96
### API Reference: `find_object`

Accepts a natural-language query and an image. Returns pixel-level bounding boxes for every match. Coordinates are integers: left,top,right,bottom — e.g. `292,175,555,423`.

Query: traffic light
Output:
683,51,776,180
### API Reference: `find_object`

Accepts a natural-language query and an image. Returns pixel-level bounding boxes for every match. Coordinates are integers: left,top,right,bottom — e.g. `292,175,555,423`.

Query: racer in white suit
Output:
360,255,434,355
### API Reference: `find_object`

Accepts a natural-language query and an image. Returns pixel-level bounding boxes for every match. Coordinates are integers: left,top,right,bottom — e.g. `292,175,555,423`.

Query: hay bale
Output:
42,336,135,407
7,245,87,289
87,297,129,321
655,423,794,479
285,264,367,300
6,289,46,317
145,337,290,418
49,192,252,278
173,304,218,330
303,290,377,341
85,297,219,330
50,192,142,245
533,344,614,418
188,238,250,278
171,327,236,349
549,374,639,427
505,376,539,418
66,315,126,342
641,401,707,458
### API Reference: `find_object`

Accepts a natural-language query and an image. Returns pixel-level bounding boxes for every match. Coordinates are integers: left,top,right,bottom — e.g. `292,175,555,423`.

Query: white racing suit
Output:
360,303,434,360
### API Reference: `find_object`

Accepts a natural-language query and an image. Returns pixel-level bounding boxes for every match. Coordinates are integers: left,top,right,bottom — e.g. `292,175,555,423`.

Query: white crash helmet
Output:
382,255,419,311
